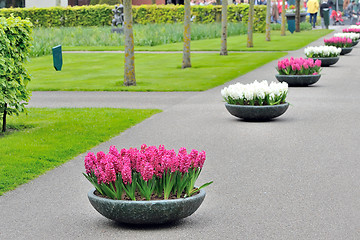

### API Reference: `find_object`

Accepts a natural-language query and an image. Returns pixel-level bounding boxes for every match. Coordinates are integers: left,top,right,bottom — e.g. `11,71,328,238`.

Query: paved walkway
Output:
2,28,360,240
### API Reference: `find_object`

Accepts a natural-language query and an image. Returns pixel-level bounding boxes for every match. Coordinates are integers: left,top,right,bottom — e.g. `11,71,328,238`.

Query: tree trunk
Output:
247,0,254,47
265,0,271,41
2,104,7,133
281,0,286,36
182,0,191,69
123,0,136,86
220,0,228,55
151,0,156,4
295,0,300,32
56,0,61,6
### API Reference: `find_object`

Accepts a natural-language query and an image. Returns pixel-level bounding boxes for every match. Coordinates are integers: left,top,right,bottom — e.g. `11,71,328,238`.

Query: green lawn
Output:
0,108,161,195
27,52,287,91
63,30,333,52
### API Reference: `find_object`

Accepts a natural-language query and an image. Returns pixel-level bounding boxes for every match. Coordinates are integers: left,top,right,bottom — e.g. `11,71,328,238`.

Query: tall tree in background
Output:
182,0,191,69
281,0,286,36
295,0,300,32
56,0,61,6
266,0,271,41
152,0,156,4
123,0,136,86
220,0,228,55
247,0,254,47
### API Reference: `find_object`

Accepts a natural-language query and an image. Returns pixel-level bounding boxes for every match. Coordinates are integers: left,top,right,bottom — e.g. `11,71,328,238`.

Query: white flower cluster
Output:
304,46,341,57
334,32,360,40
350,25,360,29
221,80,288,105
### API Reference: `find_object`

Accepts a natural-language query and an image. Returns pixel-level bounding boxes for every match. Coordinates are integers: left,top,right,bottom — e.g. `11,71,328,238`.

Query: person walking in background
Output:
320,0,330,28
307,0,319,28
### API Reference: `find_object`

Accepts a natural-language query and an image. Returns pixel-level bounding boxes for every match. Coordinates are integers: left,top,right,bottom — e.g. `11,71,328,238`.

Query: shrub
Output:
0,16,32,132
0,4,266,32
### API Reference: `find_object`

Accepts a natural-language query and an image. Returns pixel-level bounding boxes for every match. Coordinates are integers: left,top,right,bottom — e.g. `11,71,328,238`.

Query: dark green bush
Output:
0,16,32,132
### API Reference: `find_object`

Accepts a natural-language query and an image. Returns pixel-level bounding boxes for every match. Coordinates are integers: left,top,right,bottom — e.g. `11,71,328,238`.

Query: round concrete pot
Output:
225,103,289,121
352,40,359,47
340,47,353,55
88,188,206,224
275,74,321,86
311,57,339,67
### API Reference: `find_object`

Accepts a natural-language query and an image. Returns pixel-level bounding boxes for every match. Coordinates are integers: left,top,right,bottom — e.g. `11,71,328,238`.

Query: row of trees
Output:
123,0,303,86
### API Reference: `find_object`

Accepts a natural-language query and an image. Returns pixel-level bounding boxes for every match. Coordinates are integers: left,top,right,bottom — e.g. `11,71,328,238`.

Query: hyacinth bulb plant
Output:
276,57,322,75
343,27,360,33
304,46,341,58
221,80,288,106
84,145,213,201
334,32,360,41
324,37,353,48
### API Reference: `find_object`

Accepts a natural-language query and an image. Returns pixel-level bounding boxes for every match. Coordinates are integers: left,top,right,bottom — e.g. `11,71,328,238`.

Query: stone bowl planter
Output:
225,103,289,121
311,57,340,67
88,188,206,224
275,74,321,86
352,40,359,47
340,47,353,55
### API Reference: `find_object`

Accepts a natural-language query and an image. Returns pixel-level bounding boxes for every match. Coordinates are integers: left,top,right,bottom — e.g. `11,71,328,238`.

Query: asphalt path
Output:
1,27,360,239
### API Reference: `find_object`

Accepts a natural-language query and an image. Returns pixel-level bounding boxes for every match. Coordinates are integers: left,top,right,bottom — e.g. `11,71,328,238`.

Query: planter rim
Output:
225,102,289,108
310,56,340,59
275,74,321,77
88,187,206,204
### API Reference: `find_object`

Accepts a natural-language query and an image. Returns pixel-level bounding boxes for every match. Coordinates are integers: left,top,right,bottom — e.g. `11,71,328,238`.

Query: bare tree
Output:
295,0,300,32
220,0,228,55
266,0,271,41
247,0,255,47
123,0,136,86
182,0,191,69
281,0,286,36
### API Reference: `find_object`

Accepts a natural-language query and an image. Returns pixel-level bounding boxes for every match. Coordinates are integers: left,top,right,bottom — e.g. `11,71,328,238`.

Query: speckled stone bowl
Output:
311,57,339,67
275,74,321,87
88,188,206,224
340,47,353,55
225,103,289,121
352,40,359,47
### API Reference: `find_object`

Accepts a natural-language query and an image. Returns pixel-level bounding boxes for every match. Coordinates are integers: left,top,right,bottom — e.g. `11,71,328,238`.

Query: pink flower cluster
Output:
324,37,352,48
277,57,321,75
343,28,360,33
85,145,206,185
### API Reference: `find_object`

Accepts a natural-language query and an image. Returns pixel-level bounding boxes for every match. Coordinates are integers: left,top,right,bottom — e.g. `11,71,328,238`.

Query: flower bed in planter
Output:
334,32,360,46
275,57,322,86
84,145,212,224
221,80,289,121
304,46,341,67
324,36,353,55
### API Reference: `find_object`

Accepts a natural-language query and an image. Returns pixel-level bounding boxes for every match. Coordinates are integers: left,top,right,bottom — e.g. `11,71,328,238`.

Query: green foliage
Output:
0,4,266,31
90,0,101,5
31,23,247,57
0,16,33,132
99,0,122,4
0,108,161,195
0,5,113,27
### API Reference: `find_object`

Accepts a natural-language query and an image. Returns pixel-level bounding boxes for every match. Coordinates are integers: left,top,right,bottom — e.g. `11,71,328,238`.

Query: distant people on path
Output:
320,0,330,28
271,0,281,23
307,0,319,28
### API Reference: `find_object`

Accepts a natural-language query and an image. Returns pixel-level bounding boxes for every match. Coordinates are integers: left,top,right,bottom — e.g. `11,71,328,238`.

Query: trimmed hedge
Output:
0,4,266,32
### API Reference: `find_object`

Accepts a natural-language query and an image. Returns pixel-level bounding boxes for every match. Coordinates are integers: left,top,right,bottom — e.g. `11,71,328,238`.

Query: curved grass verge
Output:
27,52,287,91
0,108,161,195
